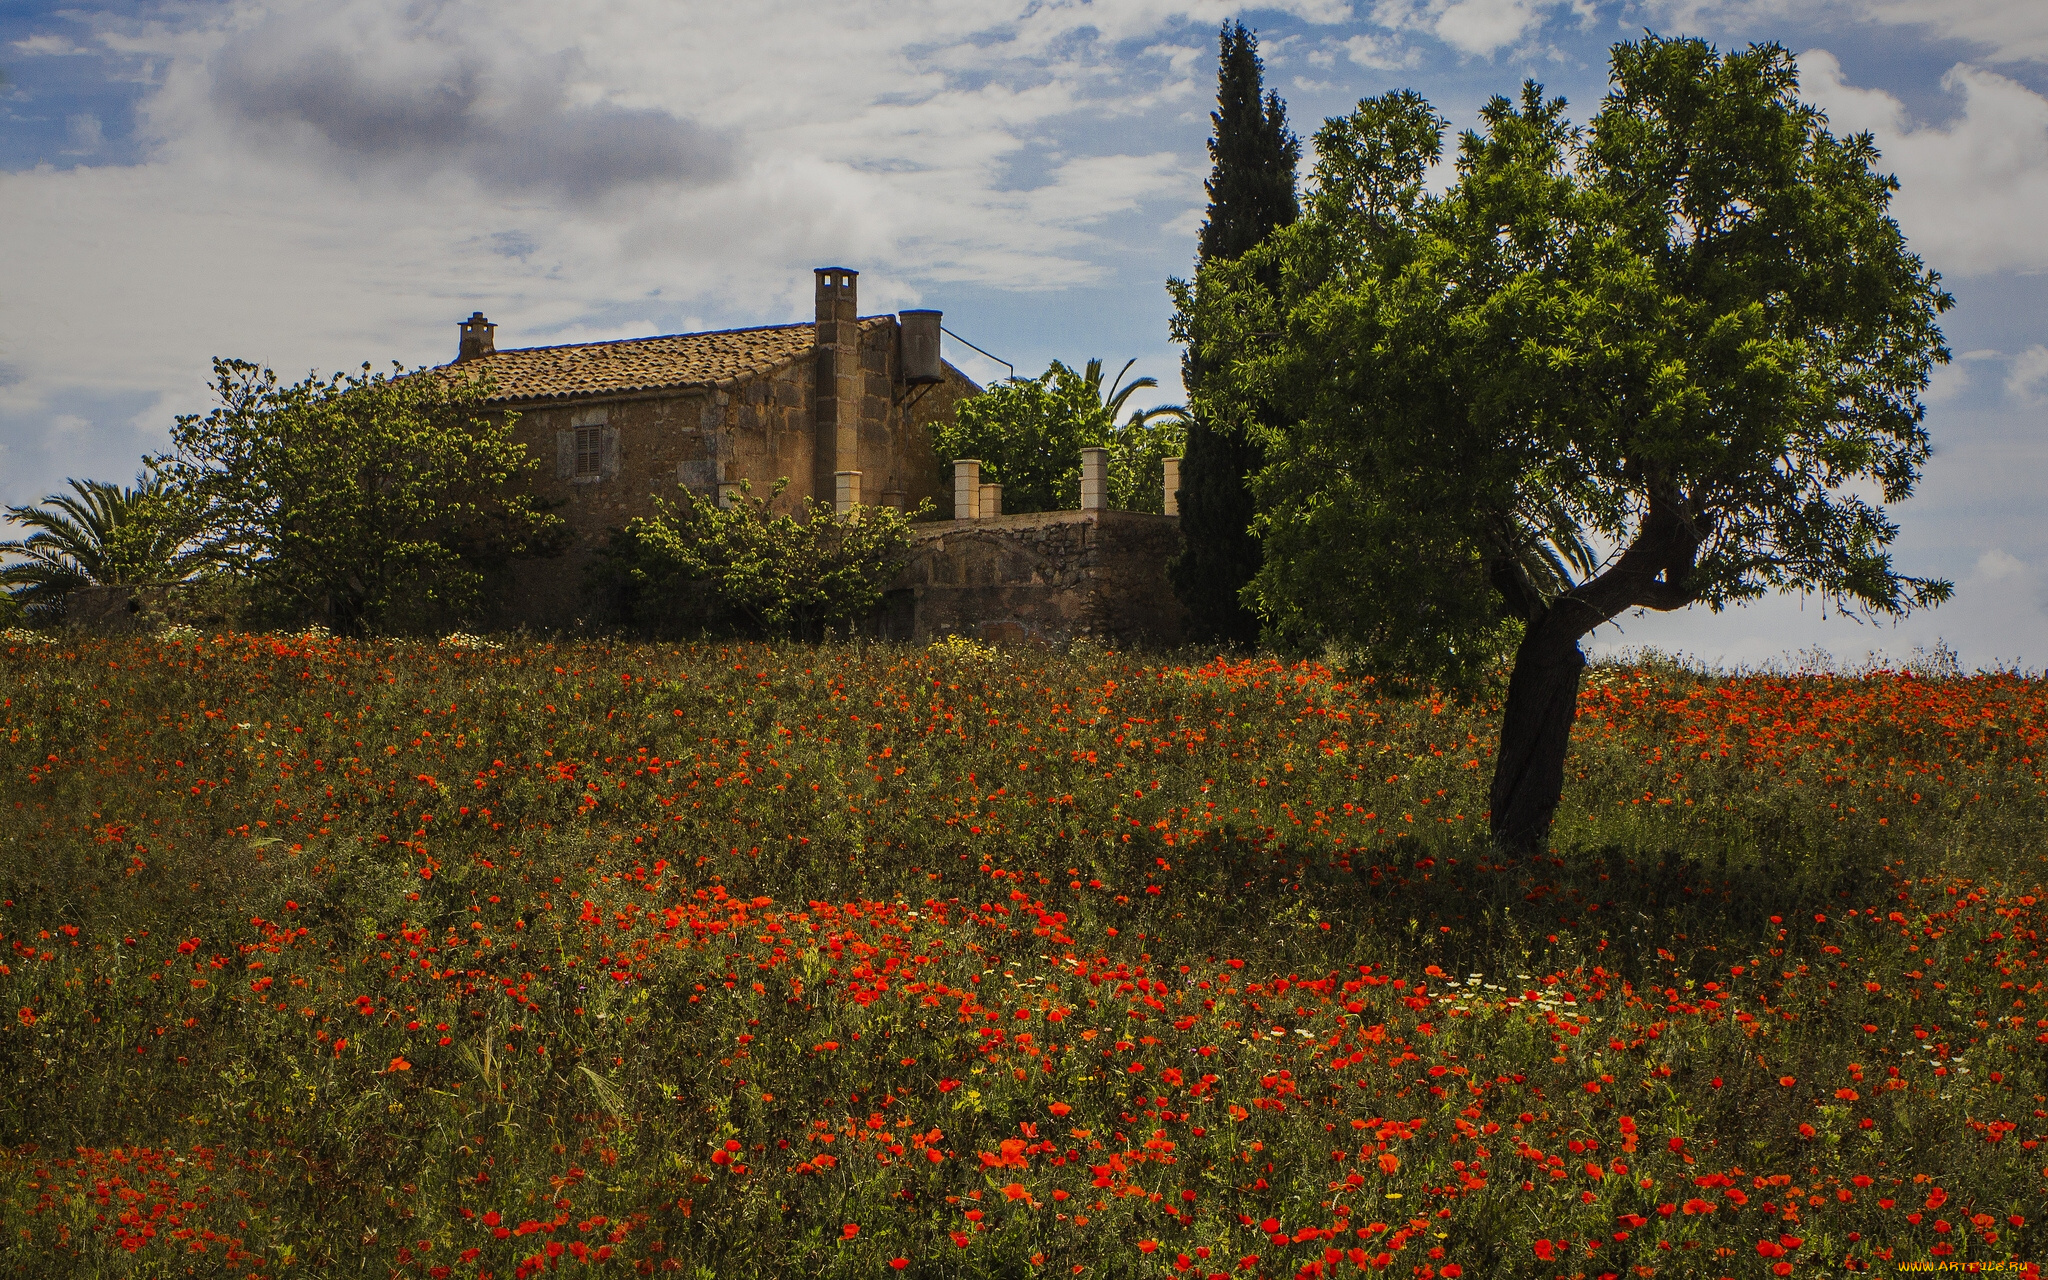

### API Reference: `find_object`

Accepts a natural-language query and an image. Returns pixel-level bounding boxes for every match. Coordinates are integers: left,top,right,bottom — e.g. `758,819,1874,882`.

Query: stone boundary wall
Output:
879,509,1187,647
62,583,231,633
58,511,1191,649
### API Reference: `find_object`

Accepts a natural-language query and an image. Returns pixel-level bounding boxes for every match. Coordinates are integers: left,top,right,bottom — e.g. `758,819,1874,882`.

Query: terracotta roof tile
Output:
440,317,891,404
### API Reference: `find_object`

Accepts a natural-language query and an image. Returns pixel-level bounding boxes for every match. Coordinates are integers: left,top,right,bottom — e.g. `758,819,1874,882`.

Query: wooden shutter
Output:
601,426,620,478
555,430,574,480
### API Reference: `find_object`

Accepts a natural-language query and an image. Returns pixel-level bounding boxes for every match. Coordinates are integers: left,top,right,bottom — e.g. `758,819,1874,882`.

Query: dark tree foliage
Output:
0,474,203,625
1197,23,1301,263
1171,22,1300,646
1168,420,1266,645
1183,38,1953,851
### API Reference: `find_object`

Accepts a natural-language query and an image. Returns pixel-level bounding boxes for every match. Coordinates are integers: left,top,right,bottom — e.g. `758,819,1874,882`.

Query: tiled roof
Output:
440,317,890,404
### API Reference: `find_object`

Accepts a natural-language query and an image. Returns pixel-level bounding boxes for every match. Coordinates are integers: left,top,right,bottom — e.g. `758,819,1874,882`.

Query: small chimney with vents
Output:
456,312,496,363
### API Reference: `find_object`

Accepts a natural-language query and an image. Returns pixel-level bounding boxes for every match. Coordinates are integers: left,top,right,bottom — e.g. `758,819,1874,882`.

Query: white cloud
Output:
1343,33,1421,69
2005,345,2048,402
1801,51,2048,276
1881,0,2048,63
1642,1,2048,67
1021,152,1191,229
10,34,96,56
1433,0,1551,56
1924,360,1969,406
1160,205,1205,238
1143,42,1205,80
195,4,734,200
1972,547,2029,583
63,114,104,154
1367,0,1585,58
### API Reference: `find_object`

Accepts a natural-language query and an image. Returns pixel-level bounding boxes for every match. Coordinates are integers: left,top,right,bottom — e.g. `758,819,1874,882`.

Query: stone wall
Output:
57,511,1190,649
881,510,1188,647
63,583,232,633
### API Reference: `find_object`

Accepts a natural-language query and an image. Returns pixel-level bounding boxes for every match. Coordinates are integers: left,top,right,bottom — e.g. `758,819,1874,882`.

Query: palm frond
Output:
1,473,206,622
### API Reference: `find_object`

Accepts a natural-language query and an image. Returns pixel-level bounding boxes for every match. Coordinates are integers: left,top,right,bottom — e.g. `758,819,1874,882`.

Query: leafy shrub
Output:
593,481,924,639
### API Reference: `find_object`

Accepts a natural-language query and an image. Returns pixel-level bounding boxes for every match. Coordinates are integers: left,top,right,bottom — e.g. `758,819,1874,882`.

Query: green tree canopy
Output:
932,359,1187,515
1180,37,1952,848
157,359,566,634
0,473,204,625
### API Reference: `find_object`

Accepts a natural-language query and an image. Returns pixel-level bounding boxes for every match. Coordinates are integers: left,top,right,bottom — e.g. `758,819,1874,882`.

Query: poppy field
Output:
0,632,2043,1278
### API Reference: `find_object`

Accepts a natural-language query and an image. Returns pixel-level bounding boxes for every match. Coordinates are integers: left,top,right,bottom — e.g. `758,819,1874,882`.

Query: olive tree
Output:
1178,37,1952,850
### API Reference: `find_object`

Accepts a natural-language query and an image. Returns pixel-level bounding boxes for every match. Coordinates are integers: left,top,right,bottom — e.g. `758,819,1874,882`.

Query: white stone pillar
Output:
835,470,862,515
1079,447,1109,511
953,459,981,520
981,483,1002,518
1162,456,1182,517
716,482,743,510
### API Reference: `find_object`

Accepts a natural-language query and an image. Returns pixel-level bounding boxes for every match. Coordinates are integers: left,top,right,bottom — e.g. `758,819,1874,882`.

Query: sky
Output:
3,0,2044,670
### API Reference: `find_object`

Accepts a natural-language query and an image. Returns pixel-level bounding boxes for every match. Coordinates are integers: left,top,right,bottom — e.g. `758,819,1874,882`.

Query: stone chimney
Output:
814,267,861,505
456,312,496,363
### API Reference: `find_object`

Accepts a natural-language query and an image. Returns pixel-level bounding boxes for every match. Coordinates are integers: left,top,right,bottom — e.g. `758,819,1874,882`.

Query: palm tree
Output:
1076,359,1191,514
0,473,203,624
1078,358,1192,433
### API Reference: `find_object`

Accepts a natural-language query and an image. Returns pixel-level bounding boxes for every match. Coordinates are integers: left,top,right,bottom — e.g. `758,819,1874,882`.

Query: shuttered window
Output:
558,416,615,482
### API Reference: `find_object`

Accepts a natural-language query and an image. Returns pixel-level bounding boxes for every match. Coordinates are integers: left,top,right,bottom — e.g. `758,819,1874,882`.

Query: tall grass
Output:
1,632,2042,1278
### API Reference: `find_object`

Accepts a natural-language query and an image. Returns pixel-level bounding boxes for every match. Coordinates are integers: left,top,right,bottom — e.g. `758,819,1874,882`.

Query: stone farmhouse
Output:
442,267,979,624
429,266,1192,646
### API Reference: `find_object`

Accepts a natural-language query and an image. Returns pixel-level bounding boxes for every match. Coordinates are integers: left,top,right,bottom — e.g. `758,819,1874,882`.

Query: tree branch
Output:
1549,483,1708,637
1489,555,1548,624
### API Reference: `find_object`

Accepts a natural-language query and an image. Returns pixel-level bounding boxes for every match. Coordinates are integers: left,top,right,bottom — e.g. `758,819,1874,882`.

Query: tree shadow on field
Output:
1119,823,1898,987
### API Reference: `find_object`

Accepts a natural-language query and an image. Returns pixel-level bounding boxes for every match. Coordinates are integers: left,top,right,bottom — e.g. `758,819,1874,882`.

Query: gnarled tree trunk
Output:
1487,484,1709,853
1488,608,1589,853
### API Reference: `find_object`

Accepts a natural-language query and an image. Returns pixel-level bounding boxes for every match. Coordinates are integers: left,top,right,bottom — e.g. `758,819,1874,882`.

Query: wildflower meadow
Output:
0,632,2042,1278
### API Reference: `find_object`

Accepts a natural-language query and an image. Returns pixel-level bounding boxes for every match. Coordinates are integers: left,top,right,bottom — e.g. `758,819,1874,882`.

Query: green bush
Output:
592,480,924,639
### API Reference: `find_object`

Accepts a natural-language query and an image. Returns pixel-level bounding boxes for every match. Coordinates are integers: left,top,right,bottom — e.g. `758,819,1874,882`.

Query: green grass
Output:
0,632,2042,1278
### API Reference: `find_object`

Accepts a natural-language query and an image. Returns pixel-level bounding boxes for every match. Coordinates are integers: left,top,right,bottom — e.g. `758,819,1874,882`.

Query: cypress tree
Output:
1197,23,1300,263
1171,22,1298,647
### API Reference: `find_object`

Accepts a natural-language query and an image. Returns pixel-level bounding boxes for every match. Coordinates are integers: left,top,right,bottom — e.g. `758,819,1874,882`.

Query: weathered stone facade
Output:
445,269,978,628
879,510,1189,647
